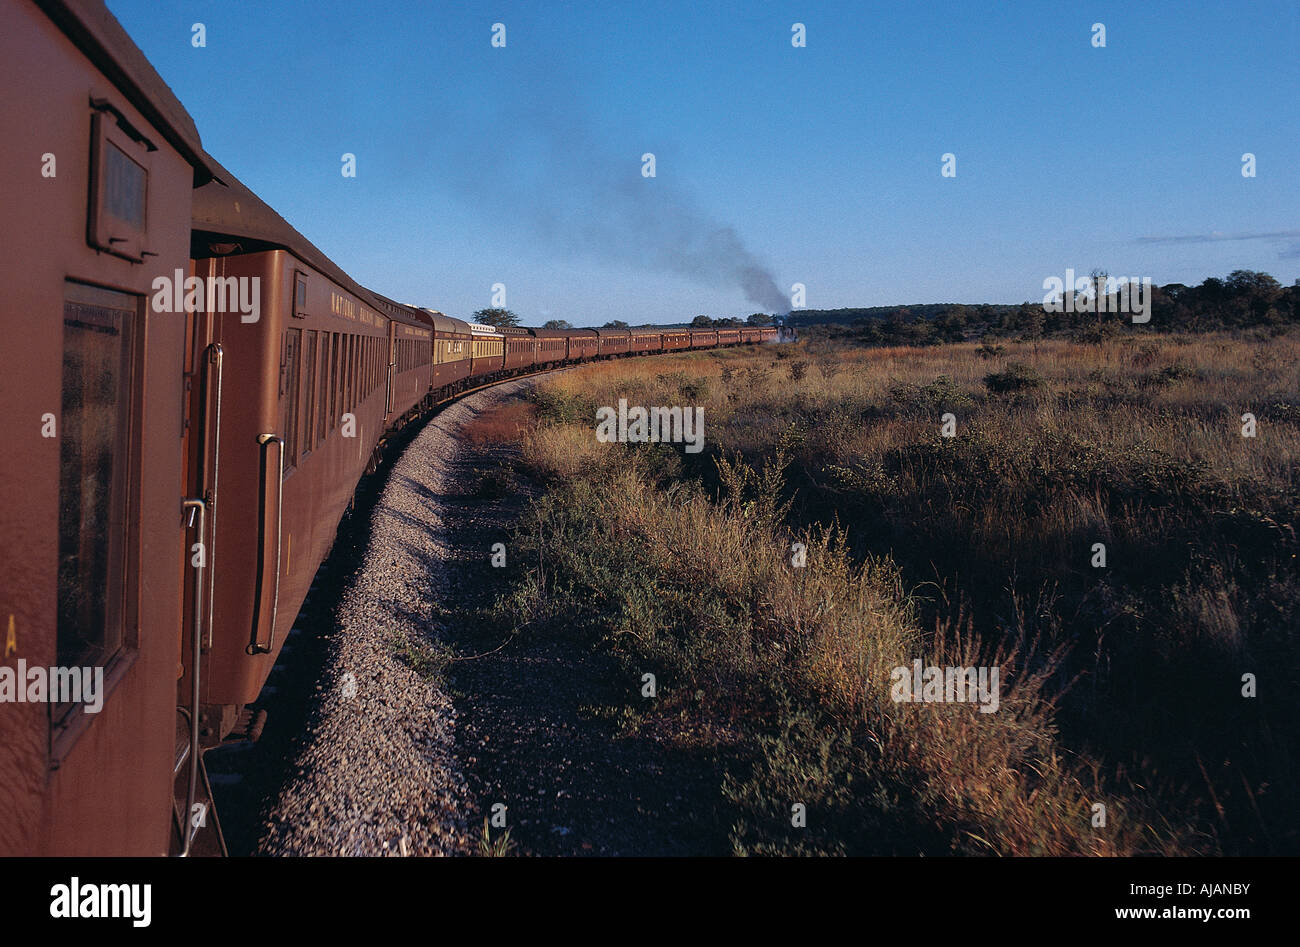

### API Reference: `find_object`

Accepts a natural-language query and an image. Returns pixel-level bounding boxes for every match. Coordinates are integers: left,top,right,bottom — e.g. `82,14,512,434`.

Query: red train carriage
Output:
629,328,663,354
662,328,691,351
388,314,434,423
716,327,741,346
183,157,428,855
371,296,460,409
565,328,599,361
688,328,718,349
529,327,573,367
0,0,219,856
501,326,536,374
593,326,631,357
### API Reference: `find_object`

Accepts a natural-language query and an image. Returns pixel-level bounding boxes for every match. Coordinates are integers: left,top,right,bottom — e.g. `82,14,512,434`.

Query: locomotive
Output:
0,0,781,856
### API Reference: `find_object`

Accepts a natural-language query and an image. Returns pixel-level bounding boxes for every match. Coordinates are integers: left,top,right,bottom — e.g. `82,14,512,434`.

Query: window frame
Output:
281,327,302,474
302,330,317,459
293,272,309,319
50,281,145,761
87,105,154,263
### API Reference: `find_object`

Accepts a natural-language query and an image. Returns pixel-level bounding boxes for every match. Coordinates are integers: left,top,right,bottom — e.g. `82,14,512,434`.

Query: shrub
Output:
983,362,1045,394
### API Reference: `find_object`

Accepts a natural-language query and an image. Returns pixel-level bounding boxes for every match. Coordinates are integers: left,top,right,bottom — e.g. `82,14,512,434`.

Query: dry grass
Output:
459,400,537,446
493,331,1299,855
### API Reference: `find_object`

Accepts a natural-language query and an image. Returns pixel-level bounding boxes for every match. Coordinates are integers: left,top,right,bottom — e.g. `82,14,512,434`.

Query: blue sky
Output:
108,1,1299,326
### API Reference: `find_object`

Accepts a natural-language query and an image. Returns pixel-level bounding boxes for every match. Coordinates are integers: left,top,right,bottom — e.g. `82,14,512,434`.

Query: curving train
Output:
0,0,791,855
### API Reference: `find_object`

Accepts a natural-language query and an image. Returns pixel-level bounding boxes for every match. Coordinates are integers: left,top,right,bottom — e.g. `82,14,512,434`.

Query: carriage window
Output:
303,331,317,457
282,328,301,471
342,335,351,411
352,336,360,406
58,283,136,679
330,333,340,428
350,336,359,407
317,336,329,444
294,273,309,318
87,108,152,262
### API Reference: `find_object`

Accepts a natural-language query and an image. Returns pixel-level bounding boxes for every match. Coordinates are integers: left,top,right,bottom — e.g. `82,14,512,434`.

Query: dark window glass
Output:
282,329,301,470
330,333,340,428
317,337,329,444
303,331,317,456
58,283,136,674
104,141,146,229
348,335,356,410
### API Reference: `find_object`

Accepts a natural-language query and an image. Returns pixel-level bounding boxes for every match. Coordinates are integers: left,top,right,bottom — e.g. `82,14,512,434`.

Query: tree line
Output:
789,270,1299,346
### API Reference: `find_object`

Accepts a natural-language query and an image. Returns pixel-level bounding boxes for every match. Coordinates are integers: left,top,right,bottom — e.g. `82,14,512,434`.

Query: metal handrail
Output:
202,343,223,649
248,434,284,655
178,497,206,856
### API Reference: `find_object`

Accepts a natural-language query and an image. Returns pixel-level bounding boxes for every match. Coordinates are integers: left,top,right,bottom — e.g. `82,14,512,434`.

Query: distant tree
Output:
935,306,970,343
1090,268,1108,340
602,320,629,328
1199,277,1225,301
472,308,521,328
1019,306,1045,350
542,319,572,329
1226,270,1281,297
746,312,774,326
1225,270,1283,324
691,314,714,327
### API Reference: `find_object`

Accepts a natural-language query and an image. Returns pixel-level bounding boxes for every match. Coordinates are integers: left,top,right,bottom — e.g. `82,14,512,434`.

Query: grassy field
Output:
483,330,1299,855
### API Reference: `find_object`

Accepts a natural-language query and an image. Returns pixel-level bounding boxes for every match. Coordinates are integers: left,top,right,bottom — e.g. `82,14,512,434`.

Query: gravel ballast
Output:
256,378,543,856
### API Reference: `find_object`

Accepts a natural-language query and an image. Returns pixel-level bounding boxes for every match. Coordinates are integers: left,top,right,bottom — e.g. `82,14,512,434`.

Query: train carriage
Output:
662,328,692,351
417,307,473,399
594,326,631,358
502,325,536,374
629,328,663,354
0,0,220,856
467,322,505,381
183,158,433,858
566,328,600,361
688,328,718,349
371,296,465,410
529,327,574,367
387,312,434,423
716,327,741,346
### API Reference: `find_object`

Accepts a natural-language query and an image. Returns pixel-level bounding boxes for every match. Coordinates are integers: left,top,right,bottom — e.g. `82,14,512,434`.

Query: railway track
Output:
203,370,574,854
